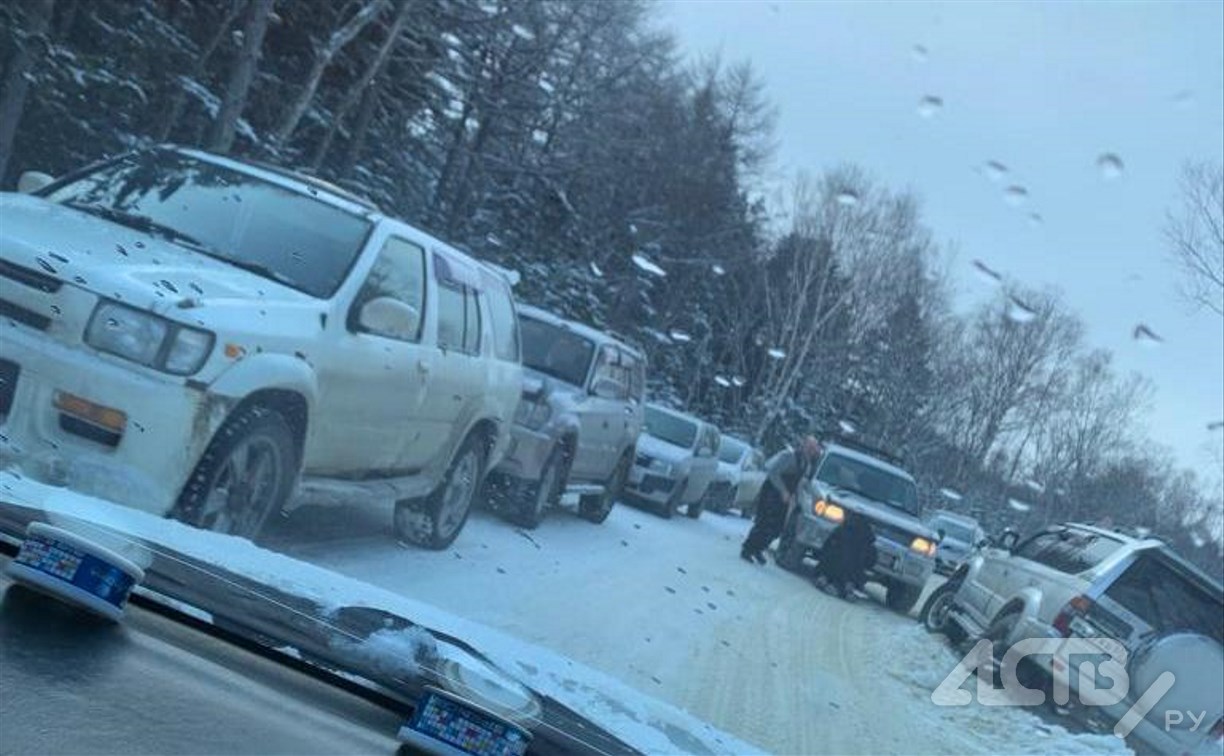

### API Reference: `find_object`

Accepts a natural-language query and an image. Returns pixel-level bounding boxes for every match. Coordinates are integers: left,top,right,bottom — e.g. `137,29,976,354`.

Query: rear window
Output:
1016,530,1124,574
1104,554,1224,645
481,271,520,362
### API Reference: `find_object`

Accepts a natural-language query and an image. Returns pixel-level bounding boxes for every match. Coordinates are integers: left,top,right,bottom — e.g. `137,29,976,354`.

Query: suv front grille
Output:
0,298,51,331
0,259,62,293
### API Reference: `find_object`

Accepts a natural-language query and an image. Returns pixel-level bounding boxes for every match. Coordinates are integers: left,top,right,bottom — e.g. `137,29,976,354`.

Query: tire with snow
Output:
919,579,966,643
509,445,568,530
171,403,298,542
395,435,486,550
884,579,923,614
578,454,628,524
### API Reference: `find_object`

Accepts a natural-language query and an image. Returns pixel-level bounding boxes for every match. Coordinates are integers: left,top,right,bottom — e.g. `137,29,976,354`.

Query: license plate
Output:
399,688,530,756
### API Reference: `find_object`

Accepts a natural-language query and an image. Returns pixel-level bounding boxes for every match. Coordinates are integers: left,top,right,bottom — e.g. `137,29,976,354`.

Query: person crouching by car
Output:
814,510,876,598
740,436,823,565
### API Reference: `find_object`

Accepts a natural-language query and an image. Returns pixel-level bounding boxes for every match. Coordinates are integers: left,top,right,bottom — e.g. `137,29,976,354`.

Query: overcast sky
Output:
658,0,1224,476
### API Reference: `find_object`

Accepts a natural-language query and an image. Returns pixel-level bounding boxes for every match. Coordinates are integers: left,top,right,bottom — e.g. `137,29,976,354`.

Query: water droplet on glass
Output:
35,257,57,274
835,190,860,206
916,95,943,119
668,329,691,343
105,317,120,330
972,259,1003,286
1004,185,1029,207
911,44,929,63
711,264,726,276
1008,498,1032,512
1023,479,1046,494
115,244,128,256
1006,295,1038,324
49,252,69,264
1096,153,1124,180
630,253,666,277
189,282,204,295
767,347,786,360
134,240,145,249
983,161,1008,183
589,261,603,277
73,275,86,285
714,375,731,388
939,487,963,502
1132,323,1163,345
159,279,179,293
837,419,857,434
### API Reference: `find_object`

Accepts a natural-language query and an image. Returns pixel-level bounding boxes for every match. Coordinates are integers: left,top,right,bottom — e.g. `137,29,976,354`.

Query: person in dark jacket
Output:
740,436,823,564
815,510,876,598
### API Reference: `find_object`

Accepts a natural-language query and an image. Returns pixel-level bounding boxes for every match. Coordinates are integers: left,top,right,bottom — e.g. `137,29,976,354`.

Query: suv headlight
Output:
85,301,214,375
514,398,551,430
910,537,937,558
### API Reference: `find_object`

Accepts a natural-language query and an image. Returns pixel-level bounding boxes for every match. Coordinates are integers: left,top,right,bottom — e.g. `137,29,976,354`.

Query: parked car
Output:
920,522,1224,755
0,146,522,549
700,434,766,516
490,306,645,528
776,440,937,613
926,509,985,576
625,404,720,519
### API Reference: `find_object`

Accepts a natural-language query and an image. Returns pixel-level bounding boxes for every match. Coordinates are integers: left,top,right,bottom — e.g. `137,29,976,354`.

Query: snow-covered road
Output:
264,499,1130,755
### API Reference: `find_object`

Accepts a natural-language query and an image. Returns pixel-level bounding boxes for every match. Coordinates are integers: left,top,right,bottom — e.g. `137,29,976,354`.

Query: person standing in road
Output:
740,436,823,564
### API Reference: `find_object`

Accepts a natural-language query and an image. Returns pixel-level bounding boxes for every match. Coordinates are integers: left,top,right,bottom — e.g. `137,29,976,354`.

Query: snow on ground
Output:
2,472,1134,755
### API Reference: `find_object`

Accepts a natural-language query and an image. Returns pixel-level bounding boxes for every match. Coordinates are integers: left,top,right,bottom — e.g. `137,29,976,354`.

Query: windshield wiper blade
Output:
64,201,211,249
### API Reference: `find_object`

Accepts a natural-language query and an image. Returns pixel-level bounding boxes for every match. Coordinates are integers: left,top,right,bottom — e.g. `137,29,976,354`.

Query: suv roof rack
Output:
824,434,905,467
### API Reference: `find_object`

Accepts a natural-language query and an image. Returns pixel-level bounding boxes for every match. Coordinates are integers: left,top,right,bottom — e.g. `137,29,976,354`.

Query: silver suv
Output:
921,523,1224,755
776,441,938,613
491,306,645,528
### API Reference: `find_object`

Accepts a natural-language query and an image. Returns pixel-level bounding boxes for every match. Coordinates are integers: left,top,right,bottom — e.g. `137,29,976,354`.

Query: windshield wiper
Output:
64,201,213,250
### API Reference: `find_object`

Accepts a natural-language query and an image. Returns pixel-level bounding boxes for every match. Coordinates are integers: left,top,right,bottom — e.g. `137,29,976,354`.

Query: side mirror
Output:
998,529,1019,551
17,171,55,194
358,296,419,340
590,377,622,399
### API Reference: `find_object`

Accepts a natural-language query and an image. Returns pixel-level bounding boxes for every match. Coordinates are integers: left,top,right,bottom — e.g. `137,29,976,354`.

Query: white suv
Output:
0,147,522,549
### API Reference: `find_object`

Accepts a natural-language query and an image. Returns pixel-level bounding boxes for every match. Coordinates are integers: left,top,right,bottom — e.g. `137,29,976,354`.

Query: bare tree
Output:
1165,160,1224,317
0,0,55,181
205,0,276,153
156,0,248,142
268,0,388,149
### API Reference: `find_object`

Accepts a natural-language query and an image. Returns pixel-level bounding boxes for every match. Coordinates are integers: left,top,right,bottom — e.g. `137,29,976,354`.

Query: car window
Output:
718,437,749,464
350,237,426,341
436,283,465,352
591,347,629,399
815,454,919,515
481,271,519,362
43,150,372,297
519,316,595,386
1016,530,1123,574
621,351,645,402
463,289,482,355
644,406,699,449
1104,554,1224,645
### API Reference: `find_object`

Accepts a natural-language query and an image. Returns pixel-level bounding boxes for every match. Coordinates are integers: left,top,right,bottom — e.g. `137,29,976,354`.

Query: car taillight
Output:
1052,594,1093,637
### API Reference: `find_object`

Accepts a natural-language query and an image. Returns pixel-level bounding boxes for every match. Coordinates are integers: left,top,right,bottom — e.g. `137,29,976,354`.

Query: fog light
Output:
54,391,127,432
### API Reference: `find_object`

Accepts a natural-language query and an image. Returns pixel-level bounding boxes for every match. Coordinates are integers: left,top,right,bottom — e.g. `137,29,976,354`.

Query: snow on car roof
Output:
517,304,644,358
823,443,915,482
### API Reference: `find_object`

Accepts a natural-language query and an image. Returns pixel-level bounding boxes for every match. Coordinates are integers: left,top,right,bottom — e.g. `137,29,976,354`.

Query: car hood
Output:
813,484,936,540
0,478,757,755
635,432,693,463
0,193,316,309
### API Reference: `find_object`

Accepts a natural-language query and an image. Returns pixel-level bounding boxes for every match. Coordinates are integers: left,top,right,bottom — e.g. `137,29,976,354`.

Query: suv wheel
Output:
884,579,923,614
395,435,486,550
919,580,966,642
511,445,568,530
578,454,628,524
172,404,298,541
